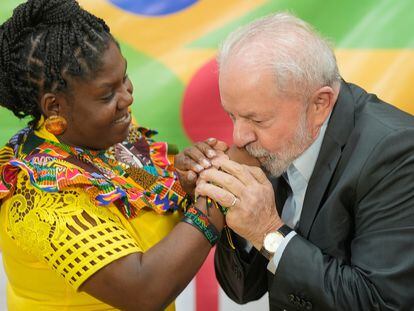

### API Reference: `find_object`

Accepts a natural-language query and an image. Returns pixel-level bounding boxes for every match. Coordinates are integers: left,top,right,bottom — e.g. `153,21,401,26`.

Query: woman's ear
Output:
40,93,60,117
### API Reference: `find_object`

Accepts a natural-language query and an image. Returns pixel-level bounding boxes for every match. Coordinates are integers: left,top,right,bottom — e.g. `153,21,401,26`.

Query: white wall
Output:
0,254,7,310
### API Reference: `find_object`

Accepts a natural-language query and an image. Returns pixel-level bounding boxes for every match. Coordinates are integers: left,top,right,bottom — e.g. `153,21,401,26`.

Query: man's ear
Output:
40,93,60,117
307,86,336,139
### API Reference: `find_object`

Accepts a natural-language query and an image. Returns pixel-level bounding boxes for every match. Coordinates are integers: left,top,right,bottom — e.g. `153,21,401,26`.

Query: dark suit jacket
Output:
215,81,414,311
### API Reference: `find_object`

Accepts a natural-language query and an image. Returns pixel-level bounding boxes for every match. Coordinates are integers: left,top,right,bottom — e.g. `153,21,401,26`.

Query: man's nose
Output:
232,120,256,148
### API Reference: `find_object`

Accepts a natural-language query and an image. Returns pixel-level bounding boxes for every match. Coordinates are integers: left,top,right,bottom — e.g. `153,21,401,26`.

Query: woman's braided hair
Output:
0,0,114,126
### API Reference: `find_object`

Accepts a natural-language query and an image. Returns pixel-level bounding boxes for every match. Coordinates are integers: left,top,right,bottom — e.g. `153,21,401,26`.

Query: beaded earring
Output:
44,115,67,136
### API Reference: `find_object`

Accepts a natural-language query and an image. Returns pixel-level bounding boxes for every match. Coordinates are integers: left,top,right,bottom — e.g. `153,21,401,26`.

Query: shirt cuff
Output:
267,231,296,274
244,240,253,253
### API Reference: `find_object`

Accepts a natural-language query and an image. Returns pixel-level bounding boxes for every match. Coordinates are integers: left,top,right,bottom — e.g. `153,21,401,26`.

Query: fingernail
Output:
207,150,216,158
202,159,211,168
195,164,204,172
207,137,215,143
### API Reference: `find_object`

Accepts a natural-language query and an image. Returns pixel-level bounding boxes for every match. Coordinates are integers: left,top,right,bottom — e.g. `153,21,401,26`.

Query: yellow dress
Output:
0,125,182,310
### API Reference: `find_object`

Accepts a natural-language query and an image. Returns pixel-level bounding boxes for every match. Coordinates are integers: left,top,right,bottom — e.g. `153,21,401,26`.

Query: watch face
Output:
264,232,284,253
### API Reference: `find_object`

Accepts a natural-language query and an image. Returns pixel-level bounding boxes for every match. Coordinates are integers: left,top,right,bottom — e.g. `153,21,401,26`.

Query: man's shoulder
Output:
359,99,413,132
344,81,414,138
330,82,414,203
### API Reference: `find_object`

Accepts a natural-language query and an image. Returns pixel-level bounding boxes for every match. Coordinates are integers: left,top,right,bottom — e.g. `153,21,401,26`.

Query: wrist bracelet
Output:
180,193,194,212
206,197,228,215
182,205,220,246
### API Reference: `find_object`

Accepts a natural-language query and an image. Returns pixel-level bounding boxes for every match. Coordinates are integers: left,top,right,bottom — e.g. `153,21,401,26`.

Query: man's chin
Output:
261,159,290,178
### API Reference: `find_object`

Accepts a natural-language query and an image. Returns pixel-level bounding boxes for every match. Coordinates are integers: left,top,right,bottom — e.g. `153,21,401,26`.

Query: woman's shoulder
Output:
2,169,112,218
1,169,141,291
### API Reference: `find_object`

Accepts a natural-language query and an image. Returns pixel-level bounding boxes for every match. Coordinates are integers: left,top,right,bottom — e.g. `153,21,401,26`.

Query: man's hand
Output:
195,157,283,250
174,138,229,195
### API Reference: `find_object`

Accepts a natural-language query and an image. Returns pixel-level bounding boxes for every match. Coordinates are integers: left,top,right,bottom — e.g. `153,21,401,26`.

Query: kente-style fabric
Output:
0,124,187,217
0,123,182,310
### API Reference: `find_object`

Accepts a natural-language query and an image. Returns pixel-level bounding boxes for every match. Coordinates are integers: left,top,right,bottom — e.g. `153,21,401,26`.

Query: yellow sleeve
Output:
4,172,142,290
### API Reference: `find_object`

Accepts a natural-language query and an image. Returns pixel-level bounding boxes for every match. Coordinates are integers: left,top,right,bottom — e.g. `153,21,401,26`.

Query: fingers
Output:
175,168,197,195
175,152,205,173
210,152,229,169
198,167,245,198
175,142,213,175
210,157,256,186
175,139,229,173
174,139,231,196
244,165,269,184
206,138,229,153
183,142,214,168
176,168,197,183
196,180,238,208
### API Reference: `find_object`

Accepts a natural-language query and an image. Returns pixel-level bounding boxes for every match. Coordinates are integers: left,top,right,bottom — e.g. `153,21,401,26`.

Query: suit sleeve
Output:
214,229,269,303
268,128,414,310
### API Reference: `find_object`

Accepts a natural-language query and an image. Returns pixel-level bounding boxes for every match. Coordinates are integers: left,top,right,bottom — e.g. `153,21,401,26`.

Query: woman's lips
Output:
114,112,131,124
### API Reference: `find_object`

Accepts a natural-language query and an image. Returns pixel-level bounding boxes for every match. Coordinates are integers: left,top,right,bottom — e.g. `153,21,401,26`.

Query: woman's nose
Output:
119,79,134,108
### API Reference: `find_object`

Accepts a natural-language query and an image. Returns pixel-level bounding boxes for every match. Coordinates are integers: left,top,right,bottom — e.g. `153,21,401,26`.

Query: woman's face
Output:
57,41,134,150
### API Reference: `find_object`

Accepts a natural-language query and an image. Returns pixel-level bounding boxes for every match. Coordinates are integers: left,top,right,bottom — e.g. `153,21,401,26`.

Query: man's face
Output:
219,60,314,177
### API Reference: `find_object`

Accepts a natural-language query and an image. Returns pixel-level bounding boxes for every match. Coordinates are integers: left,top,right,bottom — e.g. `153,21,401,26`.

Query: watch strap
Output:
260,247,273,261
277,224,293,237
260,224,293,260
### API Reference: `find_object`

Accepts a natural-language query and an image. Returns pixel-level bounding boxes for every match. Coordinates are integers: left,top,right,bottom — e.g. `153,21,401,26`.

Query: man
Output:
175,12,414,310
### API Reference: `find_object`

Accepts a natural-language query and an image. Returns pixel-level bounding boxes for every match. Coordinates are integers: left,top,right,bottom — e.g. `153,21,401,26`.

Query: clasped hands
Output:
175,138,284,250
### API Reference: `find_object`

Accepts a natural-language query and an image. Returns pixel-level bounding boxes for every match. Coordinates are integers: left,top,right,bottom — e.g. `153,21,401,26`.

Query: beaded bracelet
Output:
182,205,220,246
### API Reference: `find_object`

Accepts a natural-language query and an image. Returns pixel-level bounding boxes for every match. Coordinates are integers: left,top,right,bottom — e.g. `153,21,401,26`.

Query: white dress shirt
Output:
267,115,330,274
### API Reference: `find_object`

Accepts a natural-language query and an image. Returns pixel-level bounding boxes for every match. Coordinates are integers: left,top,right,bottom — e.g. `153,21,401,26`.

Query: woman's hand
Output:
226,145,261,167
174,138,228,195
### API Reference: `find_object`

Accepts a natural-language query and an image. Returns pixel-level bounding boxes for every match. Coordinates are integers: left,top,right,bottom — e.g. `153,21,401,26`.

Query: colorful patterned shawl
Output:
0,125,187,218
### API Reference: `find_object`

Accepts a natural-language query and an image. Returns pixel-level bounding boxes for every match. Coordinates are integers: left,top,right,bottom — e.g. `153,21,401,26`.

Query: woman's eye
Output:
102,92,115,102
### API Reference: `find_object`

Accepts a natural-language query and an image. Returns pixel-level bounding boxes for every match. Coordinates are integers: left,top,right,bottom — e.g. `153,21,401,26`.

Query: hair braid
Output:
0,0,114,126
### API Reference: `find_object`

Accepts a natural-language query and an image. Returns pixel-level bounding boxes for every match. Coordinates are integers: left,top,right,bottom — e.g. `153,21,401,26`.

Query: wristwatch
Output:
260,225,292,260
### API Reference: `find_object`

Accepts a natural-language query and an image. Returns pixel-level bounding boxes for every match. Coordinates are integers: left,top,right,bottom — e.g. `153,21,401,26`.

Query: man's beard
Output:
246,114,313,177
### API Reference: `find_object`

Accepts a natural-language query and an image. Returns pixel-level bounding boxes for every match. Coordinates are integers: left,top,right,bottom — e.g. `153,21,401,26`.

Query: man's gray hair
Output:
218,12,341,98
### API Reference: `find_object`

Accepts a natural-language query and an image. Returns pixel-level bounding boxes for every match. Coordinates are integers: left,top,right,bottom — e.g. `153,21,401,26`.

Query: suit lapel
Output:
297,135,342,237
298,81,356,238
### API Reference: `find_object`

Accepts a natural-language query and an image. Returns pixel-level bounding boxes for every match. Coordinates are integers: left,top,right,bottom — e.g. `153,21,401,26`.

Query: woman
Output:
0,0,226,310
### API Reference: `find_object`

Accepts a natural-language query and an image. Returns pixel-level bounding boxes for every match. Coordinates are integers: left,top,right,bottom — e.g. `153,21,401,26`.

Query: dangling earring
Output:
45,115,67,136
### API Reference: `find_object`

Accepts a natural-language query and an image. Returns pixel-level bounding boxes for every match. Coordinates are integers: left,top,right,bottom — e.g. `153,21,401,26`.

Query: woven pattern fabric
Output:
0,123,181,309
0,125,187,219
4,172,141,290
